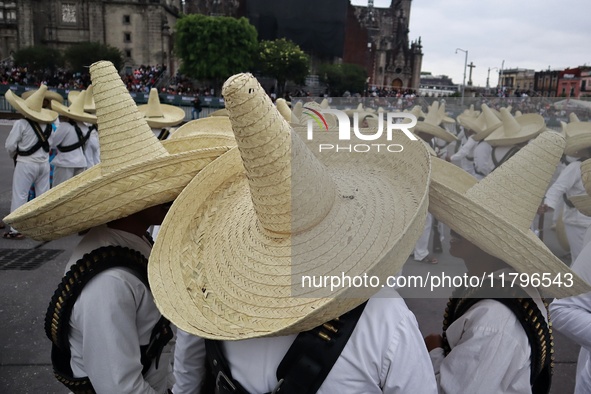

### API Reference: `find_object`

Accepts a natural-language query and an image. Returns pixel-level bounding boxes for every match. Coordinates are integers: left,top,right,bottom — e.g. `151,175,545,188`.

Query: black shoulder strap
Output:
17,119,52,156
204,301,367,394
57,121,91,153
45,245,171,394
491,145,521,169
442,284,552,394
157,128,170,140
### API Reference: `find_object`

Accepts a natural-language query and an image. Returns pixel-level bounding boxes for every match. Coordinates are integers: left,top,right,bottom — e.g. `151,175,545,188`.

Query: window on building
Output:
125,49,132,58
123,15,130,24
61,3,76,24
124,32,131,43
582,80,587,91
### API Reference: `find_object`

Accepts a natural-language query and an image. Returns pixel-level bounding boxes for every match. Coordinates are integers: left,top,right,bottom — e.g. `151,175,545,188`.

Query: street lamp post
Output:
455,48,468,107
487,66,499,93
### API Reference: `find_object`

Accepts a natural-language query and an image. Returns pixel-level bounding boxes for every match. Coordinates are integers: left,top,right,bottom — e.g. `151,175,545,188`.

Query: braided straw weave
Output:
5,84,58,123
484,108,545,146
429,131,590,298
3,61,232,241
149,73,431,340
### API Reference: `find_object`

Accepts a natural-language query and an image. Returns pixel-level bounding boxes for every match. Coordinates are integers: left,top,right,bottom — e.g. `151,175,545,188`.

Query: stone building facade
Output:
3,0,181,73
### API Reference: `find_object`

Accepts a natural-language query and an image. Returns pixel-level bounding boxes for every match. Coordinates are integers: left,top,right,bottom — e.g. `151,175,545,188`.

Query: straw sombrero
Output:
68,85,96,113
138,88,186,128
412,101,457,143
429,131,589,298
148,73,431,340
563,121,591,157
484,108,545,146
21,88,64,104
276,98,292,122
3,61,231,241
170,117,234,139
570,158,591,215
437,102,456,124
51,90,97,124
459,104,501,141
209,108,228,117
5,85,58,123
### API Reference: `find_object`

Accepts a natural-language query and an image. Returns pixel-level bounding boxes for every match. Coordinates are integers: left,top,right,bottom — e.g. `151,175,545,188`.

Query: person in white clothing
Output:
426,131,590,394
551,160,591,393
149,73,437,393
49,90,97,186
539,121,591,263
3,85,58,239
69,85,101,169
3,61,229,394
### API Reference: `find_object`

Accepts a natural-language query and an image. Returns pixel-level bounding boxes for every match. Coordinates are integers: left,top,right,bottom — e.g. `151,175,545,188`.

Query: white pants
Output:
52,166,85,187
10,161,50,232
566,224,588,263
413,213,444,260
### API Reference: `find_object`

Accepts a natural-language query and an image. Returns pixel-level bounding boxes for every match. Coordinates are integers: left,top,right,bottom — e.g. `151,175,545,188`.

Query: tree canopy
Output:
13,46,64,73
257,38,309,95
64,42,123,73
174,14,258,85
318,63,368,96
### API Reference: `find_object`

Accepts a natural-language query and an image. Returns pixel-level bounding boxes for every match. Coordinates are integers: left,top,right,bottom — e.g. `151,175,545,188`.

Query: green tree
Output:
13,46,64,73
318,63,367,96
258,38,309,96
64,42,123,73
174,14,258,90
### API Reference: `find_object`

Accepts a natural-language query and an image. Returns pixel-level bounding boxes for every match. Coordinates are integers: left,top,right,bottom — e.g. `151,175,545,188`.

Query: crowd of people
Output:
4,64,591,393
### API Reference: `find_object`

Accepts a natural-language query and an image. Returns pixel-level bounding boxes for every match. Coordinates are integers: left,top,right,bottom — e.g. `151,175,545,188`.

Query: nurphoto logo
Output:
301,104,418,153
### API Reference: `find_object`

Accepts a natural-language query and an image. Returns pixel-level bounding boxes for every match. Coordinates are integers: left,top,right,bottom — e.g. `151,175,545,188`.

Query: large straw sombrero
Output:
138,88,186,128
276,98,292,122
148,73,431,340
459,104,501,141
51,90,97,124
209,108,228,117
68,85,96,113
5,85,58,123
429,131,589,298
3,61,231,241
412,101,457,143
21,88,64,104
563,121,591,157
484,108,545,146
570,158,591,215
170,116,234,139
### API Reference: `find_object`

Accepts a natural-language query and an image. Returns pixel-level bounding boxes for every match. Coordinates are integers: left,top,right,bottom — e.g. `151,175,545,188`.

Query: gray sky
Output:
351,0,591,88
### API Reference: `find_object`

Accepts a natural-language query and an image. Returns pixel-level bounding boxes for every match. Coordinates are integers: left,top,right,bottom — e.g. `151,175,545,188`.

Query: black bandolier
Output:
202,302,367,394
56,120,92,153
156,128,171,140
13,119,53,165
45,245,173,394
442,282,553,394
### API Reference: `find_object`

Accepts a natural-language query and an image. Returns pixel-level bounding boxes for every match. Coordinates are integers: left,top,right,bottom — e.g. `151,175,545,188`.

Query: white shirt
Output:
5,118,51,163
429,269,547,394
549,241,591,394
450,134,477,177
473,140,493,180
84,126,100,168
66,226,174,394
49,121,88,168
545,161,591,228
173,287,437,394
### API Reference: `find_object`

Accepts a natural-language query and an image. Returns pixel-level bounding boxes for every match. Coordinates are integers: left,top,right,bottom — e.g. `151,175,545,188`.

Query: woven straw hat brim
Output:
581,159,591,195
51,99,97,124
209,108,228,117
22,89,64,103
150,135,431,340
6,90,58,123
3,147,231,241
413,121,457,142
138,103,186,128
68,90,96,113
170,117,234,139
429,157,588,298
564,134,591,157
484,114,545,146
460,117,500,141
162,135,236,153
570,194,591,217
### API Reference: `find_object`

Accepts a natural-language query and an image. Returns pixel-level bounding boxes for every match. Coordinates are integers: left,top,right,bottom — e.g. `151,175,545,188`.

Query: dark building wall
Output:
343,3,369,69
